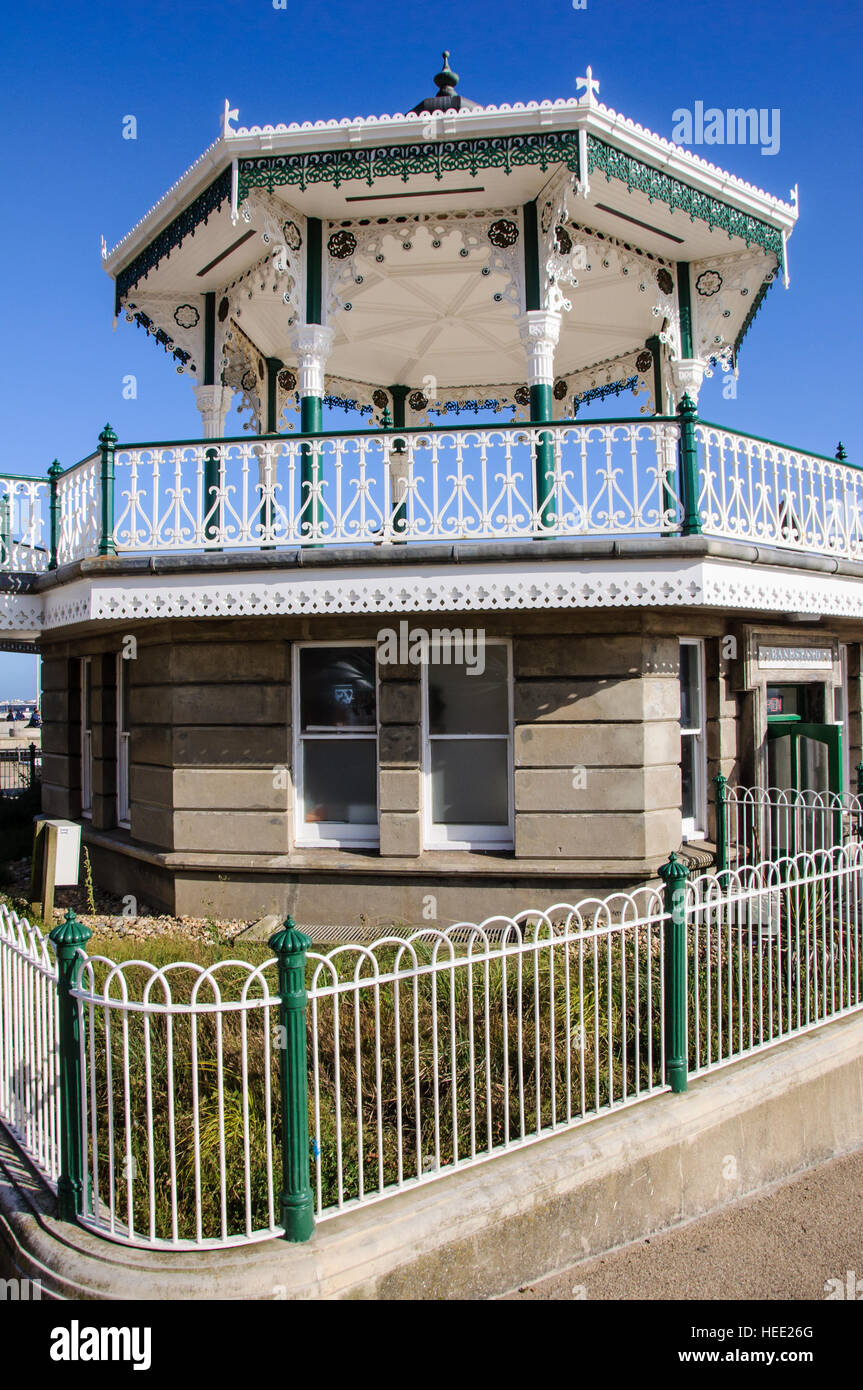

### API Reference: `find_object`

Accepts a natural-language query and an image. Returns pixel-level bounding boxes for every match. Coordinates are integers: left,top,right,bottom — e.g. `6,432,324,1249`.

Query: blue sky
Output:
1,0,861,693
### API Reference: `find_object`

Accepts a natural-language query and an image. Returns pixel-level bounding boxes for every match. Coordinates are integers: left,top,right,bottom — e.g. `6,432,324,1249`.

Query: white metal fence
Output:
111,421,682,551
307,896,667,1220
720,784,863,866
0,902,61,1182
697,424,863,561
3,420,858,571
2,849,862,1250
687,844,863,1076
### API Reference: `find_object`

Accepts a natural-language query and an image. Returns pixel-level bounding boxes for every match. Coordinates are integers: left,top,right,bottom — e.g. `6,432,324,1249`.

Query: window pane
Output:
431,740,509,826
428,646,508,735
679,644,699,731
120,659,130,732
303,741,377,824
300,648,376,730
681,733,695,822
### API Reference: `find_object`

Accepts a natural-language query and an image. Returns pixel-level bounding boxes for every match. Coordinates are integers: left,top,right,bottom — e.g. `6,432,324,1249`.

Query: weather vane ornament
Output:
576,66,600,105
221,99,239,136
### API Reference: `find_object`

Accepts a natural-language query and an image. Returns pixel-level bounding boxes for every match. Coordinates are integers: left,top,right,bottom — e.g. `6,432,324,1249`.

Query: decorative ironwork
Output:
554,225,572,256
586,135,785,261
636,350,653,373
328,229,358,259
408,390,428,412
114,167,232,311
514,386,531,406
372,389,389,410
553,378,569,401
656,268,674,296
487,218,519,249
237,130,581,199
241,370,257,392
173,304,200,329
696,270,723,297
572,375,639,413
218,296,230,323
278,369,297,392
282,220,302,250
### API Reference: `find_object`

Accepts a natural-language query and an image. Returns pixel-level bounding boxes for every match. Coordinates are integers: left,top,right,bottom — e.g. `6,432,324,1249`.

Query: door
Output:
766,719,842,855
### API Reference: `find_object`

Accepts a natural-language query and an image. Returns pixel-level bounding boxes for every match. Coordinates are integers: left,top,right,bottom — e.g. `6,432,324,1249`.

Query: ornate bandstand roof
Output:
102,55,798,429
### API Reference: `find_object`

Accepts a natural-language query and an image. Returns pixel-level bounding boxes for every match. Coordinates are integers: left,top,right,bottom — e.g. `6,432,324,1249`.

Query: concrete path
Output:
500,1146,863,1301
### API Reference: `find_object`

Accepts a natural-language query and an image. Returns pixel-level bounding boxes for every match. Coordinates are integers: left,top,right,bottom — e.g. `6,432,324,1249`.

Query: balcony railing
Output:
0,417,857,573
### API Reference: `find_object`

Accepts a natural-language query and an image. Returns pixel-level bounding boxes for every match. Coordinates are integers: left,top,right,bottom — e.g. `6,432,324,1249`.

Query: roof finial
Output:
434,51,458,97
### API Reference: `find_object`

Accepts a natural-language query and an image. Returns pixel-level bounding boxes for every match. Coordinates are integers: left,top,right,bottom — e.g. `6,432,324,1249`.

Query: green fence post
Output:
0,492,9,568
98,424,117,556
856,761,863,797
269,915,314,1242
50,907,93,1221
48,460,62,570
713,772,728,872
28,741,37,790
658,852,689,1094
677,393,702,536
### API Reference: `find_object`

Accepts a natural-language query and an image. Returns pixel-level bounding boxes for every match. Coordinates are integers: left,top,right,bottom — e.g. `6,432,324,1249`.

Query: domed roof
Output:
409,51,482,114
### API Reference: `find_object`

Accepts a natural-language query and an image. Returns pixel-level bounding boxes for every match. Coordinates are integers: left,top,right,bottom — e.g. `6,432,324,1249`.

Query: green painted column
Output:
531,382,556,529
389,385,410,540
260,357,283,548
0,493,9,569
677,393,702,536
713,772,728,873
97,424,117,556
269,916,315,1243
48,459,62,570
657,852,689,1093
50,907,93,1221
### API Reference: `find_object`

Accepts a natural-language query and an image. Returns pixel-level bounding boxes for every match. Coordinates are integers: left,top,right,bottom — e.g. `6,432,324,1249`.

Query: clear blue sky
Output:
1,0,861,694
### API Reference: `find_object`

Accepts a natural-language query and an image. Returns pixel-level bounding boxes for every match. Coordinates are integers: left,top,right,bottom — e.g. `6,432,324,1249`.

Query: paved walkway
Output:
500,1147,863,1300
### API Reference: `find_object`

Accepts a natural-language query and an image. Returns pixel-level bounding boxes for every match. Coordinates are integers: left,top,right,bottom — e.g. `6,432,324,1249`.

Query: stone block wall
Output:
512,635,682,864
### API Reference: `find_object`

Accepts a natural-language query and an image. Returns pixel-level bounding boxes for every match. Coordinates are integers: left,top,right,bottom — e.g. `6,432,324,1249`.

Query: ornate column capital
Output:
669,358,707,408
517,310,562,387
289,324,335,398
194,384,231,439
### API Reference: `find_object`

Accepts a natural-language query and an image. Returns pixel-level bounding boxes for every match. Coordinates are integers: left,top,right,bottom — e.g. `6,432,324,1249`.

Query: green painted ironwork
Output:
530,383,556,530
114,169,233,311
48,460,62,570
268,916,315,1243
50,908,93,1222
713,772,728,872
203,292,217,387
522,199,541,312
389,384,410,540
677,263,694,358
586,135,785,262
237,129,581,200
733,271,777,362
836,442,848,463
98,424,118,557
657,852,689,1094
857,761,863,797
0,494,9,568
305,219,323,324
677,394,702,536
300,395,322,542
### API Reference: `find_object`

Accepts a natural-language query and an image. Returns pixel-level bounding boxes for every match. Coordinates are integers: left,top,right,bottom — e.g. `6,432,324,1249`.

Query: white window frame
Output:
116,652,130,828
80,657,93,820
680,637,707,841
292,641,380,848
422,638,514,850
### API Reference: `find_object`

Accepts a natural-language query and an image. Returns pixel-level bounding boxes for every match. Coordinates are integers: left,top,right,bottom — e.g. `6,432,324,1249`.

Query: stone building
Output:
3,57,859,927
